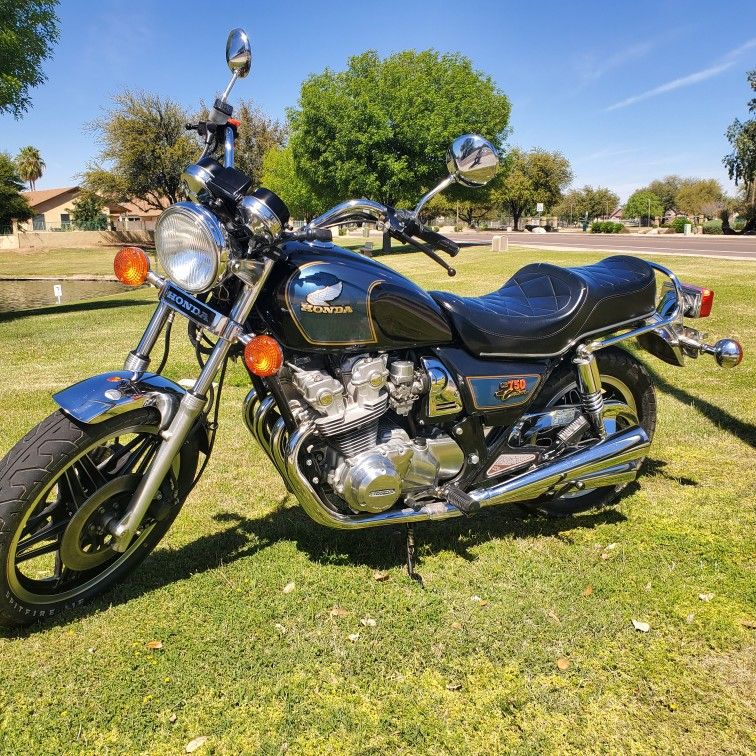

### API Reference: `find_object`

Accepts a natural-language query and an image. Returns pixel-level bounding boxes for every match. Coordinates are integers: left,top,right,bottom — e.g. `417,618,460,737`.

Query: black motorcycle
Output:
0,29,743,627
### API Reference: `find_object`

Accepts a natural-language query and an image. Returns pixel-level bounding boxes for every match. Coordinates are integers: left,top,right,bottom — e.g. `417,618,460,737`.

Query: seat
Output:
430,255,656,357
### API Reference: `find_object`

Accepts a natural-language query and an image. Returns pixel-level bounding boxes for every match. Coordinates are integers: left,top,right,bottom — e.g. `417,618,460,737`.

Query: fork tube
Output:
124,301,171,376
110,260,274,552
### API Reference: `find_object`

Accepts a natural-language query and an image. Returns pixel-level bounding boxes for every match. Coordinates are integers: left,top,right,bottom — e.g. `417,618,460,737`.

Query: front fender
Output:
53,371,188,430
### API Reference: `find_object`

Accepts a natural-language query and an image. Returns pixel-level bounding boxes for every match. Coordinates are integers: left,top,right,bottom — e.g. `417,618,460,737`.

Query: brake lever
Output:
393,230,456,276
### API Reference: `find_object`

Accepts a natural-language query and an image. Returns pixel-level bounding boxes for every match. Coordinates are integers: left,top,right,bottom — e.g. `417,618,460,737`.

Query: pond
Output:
0,279,132,314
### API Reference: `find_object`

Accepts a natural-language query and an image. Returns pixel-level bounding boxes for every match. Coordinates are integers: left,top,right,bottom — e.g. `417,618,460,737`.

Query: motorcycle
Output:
0,29,744,627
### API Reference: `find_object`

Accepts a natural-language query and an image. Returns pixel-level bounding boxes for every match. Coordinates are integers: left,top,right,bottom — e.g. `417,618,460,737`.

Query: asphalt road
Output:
447,231,756,261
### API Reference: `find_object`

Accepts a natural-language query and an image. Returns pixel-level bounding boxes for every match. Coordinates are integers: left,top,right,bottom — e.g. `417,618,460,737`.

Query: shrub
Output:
670,216,690,233
591,221,623,233
732,218,746,231
703,219,723,234
454,225,463,232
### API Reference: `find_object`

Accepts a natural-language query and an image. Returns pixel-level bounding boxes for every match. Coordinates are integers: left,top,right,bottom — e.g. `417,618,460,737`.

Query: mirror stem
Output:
220,70,240,105
413,175,456,217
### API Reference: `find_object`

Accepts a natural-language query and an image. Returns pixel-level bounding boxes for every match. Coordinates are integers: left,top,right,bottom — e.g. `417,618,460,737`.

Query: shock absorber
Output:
572,346,606,438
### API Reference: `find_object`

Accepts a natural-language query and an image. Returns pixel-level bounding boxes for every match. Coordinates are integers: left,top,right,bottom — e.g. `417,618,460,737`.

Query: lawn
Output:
0,247,159,279
0,245,753,754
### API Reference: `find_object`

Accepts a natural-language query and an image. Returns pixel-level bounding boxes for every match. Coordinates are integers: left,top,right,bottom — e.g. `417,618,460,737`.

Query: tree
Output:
15,145,45,190
624,190,664,226
261,145,322,221
675,179,724,219
83,91,197,209
490,148,572,230
68,189,106,230
0,151,32,230
289,49,510,250
557,185,619,223
196,98,287,188
232,100,287,188
647,175,686,213
723,69,756,231
0,0,60,118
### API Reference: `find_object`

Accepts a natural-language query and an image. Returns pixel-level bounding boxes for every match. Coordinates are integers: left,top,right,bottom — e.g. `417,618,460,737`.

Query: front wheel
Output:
527,346,656,516
0,408,200,628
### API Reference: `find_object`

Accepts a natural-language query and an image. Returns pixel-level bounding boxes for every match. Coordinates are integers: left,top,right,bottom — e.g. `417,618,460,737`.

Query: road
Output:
447,231,756,261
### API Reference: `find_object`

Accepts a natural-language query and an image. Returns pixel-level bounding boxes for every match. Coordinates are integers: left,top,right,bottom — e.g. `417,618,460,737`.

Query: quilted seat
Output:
430,255,656,357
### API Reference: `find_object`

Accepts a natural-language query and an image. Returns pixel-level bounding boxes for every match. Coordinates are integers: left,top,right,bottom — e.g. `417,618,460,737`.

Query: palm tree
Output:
16,146,45,191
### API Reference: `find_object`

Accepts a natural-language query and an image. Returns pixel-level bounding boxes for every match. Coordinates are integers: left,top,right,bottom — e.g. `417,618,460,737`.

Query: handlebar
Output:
306,199,459,275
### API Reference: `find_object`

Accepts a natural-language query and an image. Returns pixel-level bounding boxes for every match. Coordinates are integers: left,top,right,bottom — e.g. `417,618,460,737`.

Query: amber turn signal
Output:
114,246,150,286
244,335,284,377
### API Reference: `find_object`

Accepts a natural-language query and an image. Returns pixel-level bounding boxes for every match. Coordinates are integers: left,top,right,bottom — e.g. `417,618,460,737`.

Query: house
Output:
16,186,81,231
105,196,168,232
14,187,168,233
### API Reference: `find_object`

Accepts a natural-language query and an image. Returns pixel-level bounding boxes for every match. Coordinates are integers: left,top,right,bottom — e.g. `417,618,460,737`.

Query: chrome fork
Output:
110,260,274,552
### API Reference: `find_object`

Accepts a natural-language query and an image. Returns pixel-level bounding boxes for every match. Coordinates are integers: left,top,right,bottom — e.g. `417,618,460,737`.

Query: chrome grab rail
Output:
581,261,684,354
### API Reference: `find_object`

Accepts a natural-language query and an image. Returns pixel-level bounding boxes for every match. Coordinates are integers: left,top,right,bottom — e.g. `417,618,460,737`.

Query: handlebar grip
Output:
415,227,459,257
288,228,333,243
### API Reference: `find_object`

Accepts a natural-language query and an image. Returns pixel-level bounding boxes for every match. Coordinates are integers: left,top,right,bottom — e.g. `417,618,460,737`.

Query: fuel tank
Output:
256,241,453,352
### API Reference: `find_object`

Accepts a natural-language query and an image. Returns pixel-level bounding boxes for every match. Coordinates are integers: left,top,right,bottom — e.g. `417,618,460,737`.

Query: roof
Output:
106,196,169,218
22,186,80,208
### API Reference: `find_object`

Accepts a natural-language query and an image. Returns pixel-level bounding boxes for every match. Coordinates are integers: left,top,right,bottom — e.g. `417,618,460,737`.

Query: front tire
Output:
0,408,199,628
527,347,656,516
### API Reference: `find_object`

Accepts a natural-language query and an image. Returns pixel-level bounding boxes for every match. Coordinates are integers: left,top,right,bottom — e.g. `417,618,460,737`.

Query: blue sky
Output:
2,0,755,201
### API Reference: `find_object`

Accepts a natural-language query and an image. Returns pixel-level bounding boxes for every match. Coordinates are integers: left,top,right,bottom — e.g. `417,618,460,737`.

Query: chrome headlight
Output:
155,202,227,293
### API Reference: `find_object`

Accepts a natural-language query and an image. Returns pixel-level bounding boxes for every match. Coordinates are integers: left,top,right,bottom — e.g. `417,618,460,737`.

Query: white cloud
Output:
606,37,756,111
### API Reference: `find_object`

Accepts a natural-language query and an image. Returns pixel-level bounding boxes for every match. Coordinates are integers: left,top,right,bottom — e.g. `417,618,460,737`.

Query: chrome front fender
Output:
53,371,187,430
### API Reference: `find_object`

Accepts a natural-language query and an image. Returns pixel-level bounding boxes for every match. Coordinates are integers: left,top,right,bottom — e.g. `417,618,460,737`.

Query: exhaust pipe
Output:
283,423,650,531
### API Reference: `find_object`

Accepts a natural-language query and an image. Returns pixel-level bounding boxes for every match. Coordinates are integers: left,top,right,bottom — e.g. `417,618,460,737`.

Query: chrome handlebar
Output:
306,199,389,230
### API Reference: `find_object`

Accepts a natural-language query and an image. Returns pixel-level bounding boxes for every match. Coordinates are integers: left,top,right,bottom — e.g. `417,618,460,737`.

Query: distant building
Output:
14,187,168,233
16,186,80,232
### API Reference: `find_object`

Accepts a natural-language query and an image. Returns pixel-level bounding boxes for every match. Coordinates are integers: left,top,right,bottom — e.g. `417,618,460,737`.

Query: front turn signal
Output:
114,246,150,286
244,335,284,377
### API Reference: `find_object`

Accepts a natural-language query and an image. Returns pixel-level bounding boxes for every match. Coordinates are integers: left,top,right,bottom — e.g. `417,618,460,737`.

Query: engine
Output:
287,354,464,514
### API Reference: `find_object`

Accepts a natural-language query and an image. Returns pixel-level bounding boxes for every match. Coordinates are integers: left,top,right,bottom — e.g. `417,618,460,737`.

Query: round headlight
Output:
155,202,227,293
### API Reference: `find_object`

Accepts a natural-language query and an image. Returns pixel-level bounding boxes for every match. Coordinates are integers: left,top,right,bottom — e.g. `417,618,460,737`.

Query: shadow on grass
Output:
645,364,756,450
3,493,629,636
0,296,154,323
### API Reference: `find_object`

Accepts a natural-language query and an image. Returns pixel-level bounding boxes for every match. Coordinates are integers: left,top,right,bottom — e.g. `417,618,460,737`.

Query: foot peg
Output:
445,485,480,516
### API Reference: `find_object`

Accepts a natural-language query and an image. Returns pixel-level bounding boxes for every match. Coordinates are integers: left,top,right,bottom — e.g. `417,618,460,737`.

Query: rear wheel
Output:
0,408,200,627
526,347,656,516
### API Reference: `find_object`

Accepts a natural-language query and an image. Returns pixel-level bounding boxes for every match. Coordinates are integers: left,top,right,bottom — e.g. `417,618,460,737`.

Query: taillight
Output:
698,288,714,317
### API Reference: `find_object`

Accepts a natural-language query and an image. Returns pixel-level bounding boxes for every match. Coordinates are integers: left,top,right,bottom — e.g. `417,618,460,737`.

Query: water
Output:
0,279,132,314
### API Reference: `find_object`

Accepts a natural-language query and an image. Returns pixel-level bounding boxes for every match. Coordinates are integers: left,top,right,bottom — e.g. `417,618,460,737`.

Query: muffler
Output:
283,424,650,530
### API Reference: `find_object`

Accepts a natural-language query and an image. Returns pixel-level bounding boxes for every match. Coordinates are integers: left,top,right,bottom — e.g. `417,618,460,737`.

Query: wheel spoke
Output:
77,452,109,489
60,467,87,508
16,520,68,556
15,538,61,564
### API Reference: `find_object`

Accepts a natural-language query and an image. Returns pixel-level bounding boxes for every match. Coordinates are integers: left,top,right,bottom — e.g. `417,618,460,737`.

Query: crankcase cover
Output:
340,453,402,514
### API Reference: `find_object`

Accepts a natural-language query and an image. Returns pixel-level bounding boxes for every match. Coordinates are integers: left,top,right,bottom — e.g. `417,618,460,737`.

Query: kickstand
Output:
406,525,424,586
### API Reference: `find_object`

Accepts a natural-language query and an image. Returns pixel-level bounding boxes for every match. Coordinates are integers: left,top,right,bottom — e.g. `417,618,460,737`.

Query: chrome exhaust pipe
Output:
283,424,650,531
468,425,650,507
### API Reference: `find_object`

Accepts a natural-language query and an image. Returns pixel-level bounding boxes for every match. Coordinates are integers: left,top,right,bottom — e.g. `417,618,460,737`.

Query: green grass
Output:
0,245,754,754
0,247,160,279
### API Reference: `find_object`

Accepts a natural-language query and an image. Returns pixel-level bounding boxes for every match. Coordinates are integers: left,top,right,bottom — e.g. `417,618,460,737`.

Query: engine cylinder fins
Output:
314,394,387,437
330,420,380,457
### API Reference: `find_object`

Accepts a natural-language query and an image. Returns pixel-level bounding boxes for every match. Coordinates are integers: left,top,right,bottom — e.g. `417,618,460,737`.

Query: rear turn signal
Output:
680,283,714,318
114,246,150,286
244,335,283,377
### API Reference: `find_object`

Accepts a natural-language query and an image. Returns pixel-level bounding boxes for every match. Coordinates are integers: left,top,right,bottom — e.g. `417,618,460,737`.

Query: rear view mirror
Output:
226,28,251,78
446,134,499,187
